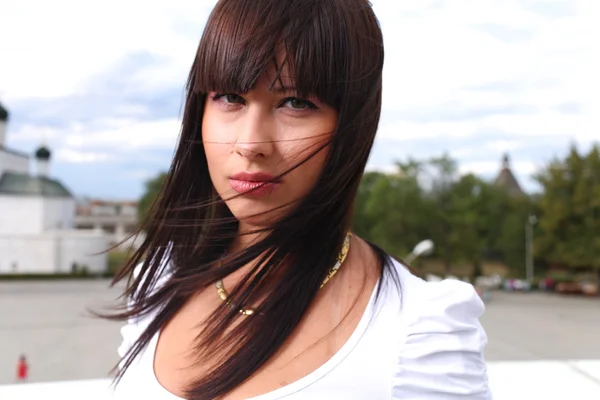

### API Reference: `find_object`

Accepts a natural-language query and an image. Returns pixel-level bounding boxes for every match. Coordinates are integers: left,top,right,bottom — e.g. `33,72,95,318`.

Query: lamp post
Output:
525,215,537,283
405,239,434,264
584,169,596,275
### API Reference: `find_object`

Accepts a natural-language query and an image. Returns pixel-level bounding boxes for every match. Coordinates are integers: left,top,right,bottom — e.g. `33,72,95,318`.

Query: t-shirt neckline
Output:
144,277,382,400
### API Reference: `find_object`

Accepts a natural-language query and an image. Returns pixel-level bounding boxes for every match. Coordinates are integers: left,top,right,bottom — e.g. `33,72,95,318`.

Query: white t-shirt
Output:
111,258,491,399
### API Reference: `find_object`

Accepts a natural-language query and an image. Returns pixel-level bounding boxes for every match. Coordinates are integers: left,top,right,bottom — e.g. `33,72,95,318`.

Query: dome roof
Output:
35,146,52,160
0,172,72,198
0,102,8,121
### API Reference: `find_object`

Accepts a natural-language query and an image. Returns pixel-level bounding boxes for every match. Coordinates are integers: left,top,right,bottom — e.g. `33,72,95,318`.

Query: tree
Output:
138,172,168,223
534,144,600,274
422,154,460,273
352,171,387,238
493,194,535,277
353,165,437,260
353,152,546,277
445,174,490,273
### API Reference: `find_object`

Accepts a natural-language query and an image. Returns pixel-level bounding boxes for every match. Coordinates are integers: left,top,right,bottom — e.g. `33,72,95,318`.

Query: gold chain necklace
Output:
216,232,352,316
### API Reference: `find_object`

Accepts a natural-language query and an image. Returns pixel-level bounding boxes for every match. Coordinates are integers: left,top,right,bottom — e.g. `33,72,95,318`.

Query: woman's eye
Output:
214,93,244,104
282,98,317,110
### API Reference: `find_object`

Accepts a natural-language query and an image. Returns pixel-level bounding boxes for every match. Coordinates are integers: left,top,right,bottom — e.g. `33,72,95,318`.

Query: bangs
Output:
193,0,349,107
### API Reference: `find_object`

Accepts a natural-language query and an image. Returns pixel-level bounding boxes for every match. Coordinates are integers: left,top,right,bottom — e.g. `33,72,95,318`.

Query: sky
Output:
0,0,598,200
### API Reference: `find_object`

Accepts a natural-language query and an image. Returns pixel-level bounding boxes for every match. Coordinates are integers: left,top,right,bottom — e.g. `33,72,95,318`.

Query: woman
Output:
109,0,491,399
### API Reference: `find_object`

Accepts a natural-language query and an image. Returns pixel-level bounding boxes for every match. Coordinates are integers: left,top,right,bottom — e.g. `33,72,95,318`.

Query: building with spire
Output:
0,101,107,274
493,153,525,197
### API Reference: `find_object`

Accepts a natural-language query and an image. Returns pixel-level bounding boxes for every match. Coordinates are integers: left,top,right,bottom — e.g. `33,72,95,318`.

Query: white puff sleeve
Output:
116,262,162,369
392,279,492,399
117,288,144,370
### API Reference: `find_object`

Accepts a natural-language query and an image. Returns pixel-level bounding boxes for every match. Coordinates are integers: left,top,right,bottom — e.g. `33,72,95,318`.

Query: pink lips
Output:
229,172,282,197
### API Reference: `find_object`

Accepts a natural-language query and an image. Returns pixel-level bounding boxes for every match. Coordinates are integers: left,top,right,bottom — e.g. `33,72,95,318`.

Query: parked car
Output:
503,278,531,291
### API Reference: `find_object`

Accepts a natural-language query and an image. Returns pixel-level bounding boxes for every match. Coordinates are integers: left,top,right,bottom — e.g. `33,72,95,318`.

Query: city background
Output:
1,0,598,399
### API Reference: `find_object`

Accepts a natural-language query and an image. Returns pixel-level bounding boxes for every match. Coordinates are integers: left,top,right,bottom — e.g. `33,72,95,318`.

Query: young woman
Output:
109,0,491,399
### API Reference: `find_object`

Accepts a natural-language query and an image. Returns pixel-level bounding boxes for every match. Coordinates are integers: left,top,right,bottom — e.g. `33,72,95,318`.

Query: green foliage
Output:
138,172,168,223
354,155,523,274
108,250,131,275
353,146,599,278
136,145,600,279
534,144,600,271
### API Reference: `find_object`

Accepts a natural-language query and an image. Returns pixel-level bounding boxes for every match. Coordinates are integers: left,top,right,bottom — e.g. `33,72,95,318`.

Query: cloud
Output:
472,24,536,43
60,118,181,151
460,160,538,177
55,149,114,164
0,0,212,99
522,0,578,19
0,0,597,198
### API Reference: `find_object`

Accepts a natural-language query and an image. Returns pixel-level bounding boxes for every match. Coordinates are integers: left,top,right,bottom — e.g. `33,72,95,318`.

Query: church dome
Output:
35,145,52,160
0,102,8,121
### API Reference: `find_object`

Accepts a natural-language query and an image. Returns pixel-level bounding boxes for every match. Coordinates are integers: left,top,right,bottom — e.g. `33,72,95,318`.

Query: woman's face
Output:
202,71,338,229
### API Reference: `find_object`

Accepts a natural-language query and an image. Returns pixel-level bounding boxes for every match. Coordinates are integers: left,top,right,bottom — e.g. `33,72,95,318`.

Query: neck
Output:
229,222,268,254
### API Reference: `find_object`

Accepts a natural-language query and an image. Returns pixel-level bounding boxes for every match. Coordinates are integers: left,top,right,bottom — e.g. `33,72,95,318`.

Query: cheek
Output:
279,114,336,160
280,135,331,186
202,112,229,177
279,114,336,178
280,135,324,160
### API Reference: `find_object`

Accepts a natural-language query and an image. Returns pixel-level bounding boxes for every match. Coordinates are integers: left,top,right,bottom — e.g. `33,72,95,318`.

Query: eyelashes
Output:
210,93,320,112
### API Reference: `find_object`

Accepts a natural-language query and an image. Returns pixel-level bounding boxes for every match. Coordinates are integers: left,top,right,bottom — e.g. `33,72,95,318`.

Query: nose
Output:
233,108,275,160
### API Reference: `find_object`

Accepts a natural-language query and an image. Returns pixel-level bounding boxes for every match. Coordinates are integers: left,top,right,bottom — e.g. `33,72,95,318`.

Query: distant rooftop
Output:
0,145,29,159
493,154,525,197
0,172,72,198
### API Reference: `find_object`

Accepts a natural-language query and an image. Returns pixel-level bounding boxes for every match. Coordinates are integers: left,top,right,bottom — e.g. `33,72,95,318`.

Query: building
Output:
75,198,143,248
0,101,108,274
493,154,525,197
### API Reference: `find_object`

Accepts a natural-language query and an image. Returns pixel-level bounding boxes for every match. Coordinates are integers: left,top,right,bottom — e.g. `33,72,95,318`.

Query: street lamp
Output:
405,239,434,264
525,215,537,283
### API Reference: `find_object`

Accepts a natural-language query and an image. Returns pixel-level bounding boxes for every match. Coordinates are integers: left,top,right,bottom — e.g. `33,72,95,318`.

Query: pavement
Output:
0,280,599,399
0,280,123,384
480,290,600,361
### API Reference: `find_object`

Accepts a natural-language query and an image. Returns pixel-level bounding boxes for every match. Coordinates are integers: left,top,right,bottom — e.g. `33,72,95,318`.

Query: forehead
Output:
193,5,343,106
259,59,297,92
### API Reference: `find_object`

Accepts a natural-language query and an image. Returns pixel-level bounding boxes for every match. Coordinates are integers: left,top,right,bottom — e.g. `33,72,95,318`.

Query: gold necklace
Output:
216,232,352,316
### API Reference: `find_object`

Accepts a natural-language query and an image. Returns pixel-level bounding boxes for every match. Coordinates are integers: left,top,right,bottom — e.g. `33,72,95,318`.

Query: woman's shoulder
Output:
387,257,485,315
386,258,491,399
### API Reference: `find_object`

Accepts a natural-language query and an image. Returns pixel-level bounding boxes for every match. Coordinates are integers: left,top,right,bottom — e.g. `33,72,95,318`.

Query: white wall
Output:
0,148,30,177
0,197,44,234
115,230,146,250
36,159,50,177
0,231,108,274
119,205,137,216
43,197,75,230
0,197,75,234
0,235,55,273
90,205,118,215
56,231,108,274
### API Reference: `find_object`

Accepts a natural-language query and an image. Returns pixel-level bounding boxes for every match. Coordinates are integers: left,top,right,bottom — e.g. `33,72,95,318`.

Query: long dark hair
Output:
106,0,392,398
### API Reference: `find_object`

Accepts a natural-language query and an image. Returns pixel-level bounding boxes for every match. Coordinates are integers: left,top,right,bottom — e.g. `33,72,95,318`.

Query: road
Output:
0,280,123,384
481,290,600,361
1,280,599,384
